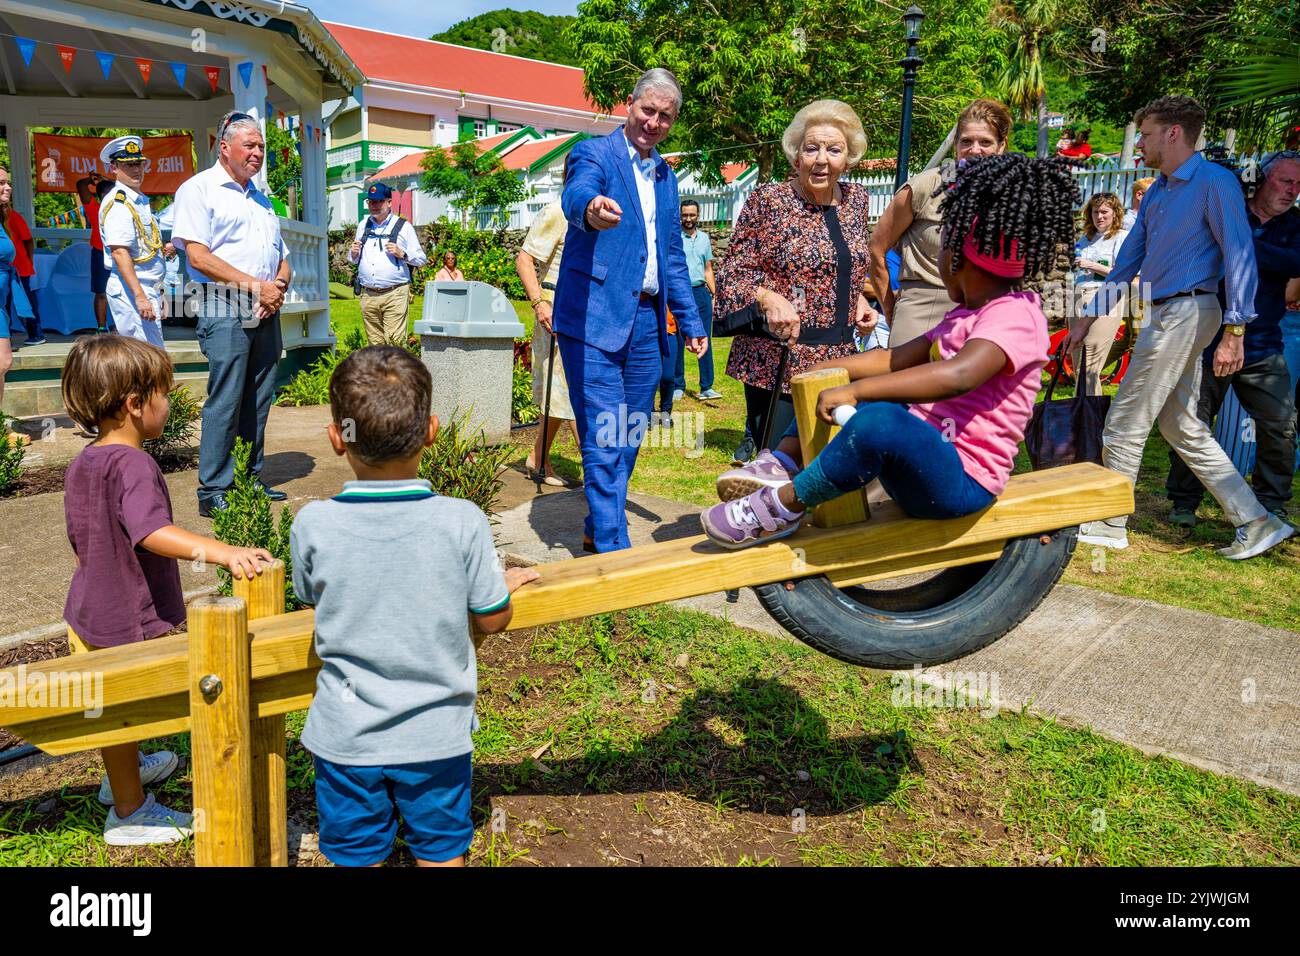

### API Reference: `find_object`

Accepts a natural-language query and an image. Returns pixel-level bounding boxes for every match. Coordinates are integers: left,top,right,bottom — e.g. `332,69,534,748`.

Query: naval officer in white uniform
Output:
100,135,167,347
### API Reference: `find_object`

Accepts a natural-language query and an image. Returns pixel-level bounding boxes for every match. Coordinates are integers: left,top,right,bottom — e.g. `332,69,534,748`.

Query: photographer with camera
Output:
1164,150,1300,528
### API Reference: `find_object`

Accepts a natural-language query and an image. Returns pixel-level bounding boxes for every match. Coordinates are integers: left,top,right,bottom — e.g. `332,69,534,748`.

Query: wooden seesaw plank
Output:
1,463,1133,754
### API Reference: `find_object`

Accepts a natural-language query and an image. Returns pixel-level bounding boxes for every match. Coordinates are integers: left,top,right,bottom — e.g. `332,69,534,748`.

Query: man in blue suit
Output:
556,68,708,552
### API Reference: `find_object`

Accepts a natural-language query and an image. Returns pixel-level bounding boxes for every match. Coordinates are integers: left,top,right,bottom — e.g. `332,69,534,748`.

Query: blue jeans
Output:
788,402,995,519
196,289,282,504
659,323,679,413
674,284,714,392
558,299,663,551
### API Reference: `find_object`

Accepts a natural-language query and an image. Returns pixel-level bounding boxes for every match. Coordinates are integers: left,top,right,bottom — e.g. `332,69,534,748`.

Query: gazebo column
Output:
299,102,326,229
227,54,270,193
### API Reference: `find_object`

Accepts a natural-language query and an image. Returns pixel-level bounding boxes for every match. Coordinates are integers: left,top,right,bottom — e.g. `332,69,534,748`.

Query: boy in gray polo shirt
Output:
291,346,539,867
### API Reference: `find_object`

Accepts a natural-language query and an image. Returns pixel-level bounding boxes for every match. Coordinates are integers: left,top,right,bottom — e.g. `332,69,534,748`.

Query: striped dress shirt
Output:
1085,152,1258,324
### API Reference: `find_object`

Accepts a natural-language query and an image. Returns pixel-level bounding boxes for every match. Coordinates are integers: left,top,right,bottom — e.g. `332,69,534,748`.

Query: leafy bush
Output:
0,414,25,493
418,410,514,518
212,438,299,611
143,385,201,464
276,326,368,407
512,357,539,426
427,220,526,299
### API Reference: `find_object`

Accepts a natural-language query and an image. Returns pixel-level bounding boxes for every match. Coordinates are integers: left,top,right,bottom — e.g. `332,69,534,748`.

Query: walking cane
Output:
533,323,559,494
758,340,792,452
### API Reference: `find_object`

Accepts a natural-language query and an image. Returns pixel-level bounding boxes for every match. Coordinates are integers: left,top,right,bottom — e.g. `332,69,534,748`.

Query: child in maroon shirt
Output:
62,335,271,846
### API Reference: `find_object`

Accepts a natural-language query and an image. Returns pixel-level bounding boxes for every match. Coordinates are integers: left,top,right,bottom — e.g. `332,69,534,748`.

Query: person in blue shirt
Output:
673,199,720,400
1069,95,1292,560
1165,151,1300,526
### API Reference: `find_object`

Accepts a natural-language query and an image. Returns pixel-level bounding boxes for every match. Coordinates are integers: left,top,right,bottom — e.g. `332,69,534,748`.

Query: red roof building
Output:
323,23,624,227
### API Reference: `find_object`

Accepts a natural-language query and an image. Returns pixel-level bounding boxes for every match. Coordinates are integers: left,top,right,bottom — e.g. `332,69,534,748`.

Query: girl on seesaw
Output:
702,152,1077,547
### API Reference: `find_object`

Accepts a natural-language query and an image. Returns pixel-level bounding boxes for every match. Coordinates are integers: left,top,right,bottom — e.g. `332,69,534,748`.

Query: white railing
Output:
33,227,92,252
327,144,362,167
279,218,328,307
1072,164,1157,208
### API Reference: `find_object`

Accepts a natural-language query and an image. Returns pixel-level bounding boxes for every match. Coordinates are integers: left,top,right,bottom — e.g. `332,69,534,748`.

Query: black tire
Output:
754,528,1077,669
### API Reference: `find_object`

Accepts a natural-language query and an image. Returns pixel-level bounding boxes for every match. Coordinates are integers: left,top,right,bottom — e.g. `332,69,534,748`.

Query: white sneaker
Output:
698,388,723,401
98,750,179,805
103,793,193,846
671,388,684,402
1217,513,1295,560
1078,518,1129,550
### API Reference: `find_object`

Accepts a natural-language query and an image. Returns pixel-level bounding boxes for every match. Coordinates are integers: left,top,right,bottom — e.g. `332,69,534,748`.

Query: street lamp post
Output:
893,5,926,193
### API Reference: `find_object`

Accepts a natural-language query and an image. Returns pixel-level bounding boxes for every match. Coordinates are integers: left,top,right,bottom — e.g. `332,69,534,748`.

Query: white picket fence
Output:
449,161,1160,232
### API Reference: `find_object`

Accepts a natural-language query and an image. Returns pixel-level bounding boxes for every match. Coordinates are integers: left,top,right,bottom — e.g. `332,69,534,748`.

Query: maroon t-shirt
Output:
63,444,186,648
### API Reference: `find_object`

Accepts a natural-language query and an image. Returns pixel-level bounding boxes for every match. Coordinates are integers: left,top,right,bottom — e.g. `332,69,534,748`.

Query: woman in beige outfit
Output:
869,99,1013,347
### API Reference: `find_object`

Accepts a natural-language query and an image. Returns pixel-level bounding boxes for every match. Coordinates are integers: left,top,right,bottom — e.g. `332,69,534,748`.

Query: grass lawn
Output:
322,295,1299,632
3,604,1296,866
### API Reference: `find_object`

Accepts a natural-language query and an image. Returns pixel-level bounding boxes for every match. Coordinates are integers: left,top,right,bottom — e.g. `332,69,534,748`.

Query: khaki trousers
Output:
1101,293,1266,528
1070,282,1126,396
360,284,411,346
888,281,954,348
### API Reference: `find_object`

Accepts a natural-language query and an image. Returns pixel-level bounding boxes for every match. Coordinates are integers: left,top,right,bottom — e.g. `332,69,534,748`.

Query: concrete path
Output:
493,487,1300,797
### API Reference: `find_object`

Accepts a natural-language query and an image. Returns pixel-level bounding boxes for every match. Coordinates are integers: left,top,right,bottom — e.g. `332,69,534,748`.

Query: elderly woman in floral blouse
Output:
715,99,879,462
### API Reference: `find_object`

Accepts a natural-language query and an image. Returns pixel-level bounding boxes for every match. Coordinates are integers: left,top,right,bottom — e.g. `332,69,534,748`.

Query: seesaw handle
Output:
832,405,857,427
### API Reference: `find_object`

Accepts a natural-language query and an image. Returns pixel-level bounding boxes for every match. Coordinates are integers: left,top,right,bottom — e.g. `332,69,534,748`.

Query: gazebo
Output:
0,0,365,410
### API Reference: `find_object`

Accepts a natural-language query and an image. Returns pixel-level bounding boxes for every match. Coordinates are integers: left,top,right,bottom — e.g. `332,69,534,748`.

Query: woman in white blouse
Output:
1070,192,1130,395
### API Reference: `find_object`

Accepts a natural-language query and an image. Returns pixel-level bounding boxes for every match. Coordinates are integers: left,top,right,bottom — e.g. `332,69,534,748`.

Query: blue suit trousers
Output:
558,299,663,552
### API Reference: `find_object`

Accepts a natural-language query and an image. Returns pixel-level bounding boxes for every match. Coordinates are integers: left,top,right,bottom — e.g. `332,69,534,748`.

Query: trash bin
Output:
413,280,525,445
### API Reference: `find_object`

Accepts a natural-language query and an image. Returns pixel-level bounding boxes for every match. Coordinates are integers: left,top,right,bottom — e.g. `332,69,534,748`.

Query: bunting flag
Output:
281,147,289,164
314,126,321,145
267,150,276,170
136,58,152,84
56,45,76,74
208,134,217,150
277,111,285,126
304,124,312,142
15,37,35,68
204,65,221,92
287,115,294,132
237,60,253,89
95,51,115,80
261,64,268,86
265,99,273,121
170,62,187,88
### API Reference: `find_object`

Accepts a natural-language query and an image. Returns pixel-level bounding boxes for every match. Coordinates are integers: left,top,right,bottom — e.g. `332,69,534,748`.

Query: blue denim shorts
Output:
314,752,474,866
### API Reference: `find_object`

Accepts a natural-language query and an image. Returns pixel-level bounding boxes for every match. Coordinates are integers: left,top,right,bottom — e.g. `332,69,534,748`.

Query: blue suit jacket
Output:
555,127,704,353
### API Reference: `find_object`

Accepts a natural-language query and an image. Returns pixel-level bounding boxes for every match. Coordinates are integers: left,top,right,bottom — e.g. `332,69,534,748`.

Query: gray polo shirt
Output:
290,479,509,766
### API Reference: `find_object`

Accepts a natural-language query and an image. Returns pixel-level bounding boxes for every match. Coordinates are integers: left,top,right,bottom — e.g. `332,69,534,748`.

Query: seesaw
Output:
514,367,1133,669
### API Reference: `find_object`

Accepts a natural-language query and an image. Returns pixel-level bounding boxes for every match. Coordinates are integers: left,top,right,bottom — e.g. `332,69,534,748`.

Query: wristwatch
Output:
1224,324,1246,337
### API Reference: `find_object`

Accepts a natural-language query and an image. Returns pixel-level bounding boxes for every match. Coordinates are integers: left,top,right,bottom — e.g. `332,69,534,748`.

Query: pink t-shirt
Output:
909,290,1049,495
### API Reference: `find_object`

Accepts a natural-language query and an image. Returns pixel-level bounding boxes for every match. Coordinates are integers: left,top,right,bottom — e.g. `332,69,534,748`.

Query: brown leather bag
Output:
1025,345,1110,469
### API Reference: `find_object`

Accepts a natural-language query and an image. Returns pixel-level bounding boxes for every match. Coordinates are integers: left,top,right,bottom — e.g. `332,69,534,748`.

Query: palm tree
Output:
993,0,1068,158
1213,28,1300,150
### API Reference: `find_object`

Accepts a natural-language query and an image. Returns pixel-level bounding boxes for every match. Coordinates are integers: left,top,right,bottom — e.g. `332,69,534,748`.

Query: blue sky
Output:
301,1,581,39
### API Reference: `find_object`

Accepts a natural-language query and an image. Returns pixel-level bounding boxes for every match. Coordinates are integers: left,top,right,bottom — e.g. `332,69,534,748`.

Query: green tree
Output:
994,0,1071,158
432,9,579,65
1211,2,1300,148
265,122,302,217
420,139,527,226
566,0,1006,182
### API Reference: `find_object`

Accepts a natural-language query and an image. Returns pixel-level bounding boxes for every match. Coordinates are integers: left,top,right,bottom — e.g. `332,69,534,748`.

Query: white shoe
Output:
1217,514,1295,560
698,388,723,401
671,388,684,402
103,793,193,846
1078,518,1129,549
98,750,179,805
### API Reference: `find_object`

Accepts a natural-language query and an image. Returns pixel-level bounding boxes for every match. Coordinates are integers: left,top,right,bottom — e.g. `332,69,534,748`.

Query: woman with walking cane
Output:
515,172,579,489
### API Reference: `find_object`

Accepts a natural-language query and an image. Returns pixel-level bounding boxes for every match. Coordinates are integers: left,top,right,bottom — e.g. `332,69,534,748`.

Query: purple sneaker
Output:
701,485,805,549
716,450,798,502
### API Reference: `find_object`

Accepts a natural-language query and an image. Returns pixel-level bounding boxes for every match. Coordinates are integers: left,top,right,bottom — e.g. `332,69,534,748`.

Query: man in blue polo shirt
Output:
1165,151,1300,526
673,199,720,401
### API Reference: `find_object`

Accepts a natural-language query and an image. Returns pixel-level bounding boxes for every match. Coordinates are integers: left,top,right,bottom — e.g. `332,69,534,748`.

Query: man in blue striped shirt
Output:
1069,96,1294,560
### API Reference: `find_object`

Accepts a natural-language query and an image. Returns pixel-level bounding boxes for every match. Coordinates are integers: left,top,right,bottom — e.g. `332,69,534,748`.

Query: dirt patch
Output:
0,451,197,500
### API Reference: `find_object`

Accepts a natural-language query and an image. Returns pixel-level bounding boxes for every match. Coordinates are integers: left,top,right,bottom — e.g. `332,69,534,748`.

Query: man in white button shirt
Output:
171,110,292,517
99,136,167,347
348,182,426,344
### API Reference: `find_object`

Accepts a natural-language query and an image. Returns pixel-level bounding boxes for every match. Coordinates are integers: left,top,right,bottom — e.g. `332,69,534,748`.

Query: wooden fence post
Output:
790,368,869,529
233,560,288,868
187,596,254,867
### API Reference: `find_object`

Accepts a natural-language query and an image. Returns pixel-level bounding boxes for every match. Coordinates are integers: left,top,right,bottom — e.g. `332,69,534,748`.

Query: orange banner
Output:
33,133,196,194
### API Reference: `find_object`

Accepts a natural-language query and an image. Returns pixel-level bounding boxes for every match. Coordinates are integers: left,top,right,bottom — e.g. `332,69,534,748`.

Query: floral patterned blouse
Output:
716,180,872,393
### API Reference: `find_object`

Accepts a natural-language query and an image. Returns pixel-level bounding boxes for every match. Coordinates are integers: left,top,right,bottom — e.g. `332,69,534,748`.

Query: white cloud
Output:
301,1,581,39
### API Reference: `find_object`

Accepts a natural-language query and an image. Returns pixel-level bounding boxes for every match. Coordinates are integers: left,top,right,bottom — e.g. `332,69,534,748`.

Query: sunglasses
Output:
218,111,256,140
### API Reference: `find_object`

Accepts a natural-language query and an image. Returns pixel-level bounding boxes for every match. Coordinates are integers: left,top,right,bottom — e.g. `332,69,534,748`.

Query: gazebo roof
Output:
0,0,363,104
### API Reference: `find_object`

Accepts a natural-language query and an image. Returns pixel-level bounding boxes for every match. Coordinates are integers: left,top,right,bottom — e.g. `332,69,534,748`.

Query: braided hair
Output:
938,153,1079,282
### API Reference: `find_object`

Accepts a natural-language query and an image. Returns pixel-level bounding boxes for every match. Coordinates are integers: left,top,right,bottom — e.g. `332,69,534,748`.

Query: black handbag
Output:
1025,345,1111,469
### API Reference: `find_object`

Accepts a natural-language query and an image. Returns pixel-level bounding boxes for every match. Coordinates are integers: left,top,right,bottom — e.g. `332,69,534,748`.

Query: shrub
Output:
143,385,201,464
0,414,25,493
211,438,299,611
276,326,368,407
418,410,514,518
512,357,539,426
427,220,526,299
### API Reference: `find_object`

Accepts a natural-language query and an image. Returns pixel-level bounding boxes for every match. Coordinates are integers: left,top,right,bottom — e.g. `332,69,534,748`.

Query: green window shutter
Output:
458,117,476,140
